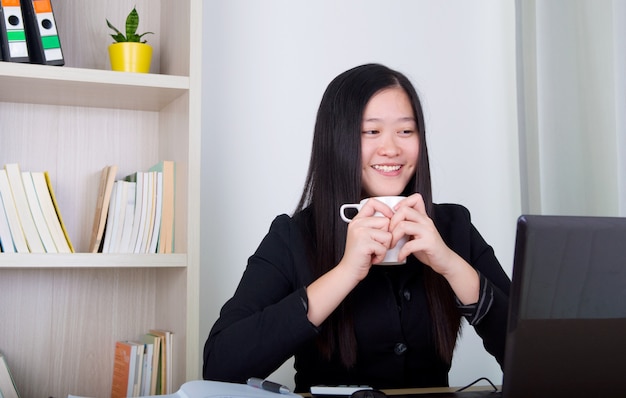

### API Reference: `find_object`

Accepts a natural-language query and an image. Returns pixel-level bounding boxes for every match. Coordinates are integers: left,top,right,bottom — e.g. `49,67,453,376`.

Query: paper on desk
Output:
68,380,302,398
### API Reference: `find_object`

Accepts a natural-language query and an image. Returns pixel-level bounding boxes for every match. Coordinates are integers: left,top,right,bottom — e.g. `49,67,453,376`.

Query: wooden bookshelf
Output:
0,1,202,397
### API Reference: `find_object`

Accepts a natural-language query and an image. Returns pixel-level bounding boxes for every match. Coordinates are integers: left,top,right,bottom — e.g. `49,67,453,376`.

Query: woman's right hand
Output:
305,198,395,326
340,198,396,281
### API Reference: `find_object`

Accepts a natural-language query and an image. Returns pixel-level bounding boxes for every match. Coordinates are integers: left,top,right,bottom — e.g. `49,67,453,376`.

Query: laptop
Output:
499,214,626,398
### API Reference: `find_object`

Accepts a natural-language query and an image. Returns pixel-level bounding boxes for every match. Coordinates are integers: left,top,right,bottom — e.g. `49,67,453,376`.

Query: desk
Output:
305,386,501,398
383,386,498,395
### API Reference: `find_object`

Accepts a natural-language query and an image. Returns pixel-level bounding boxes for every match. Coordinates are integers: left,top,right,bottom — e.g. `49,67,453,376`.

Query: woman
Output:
203,64,510,391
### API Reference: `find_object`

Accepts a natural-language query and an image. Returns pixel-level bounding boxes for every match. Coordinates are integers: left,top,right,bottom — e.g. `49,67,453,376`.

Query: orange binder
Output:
21,0,63,65
0,0,30,62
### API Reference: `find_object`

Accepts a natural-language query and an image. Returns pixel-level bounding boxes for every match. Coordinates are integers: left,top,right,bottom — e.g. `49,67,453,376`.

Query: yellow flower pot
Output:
108,42,152,73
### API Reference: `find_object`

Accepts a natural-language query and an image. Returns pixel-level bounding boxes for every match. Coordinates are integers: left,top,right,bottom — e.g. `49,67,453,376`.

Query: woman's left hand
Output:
388,193,455,274
388,193,480,304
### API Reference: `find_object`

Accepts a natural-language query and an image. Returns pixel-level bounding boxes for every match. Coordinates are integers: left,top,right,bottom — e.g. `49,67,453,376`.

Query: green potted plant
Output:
107,7,154,73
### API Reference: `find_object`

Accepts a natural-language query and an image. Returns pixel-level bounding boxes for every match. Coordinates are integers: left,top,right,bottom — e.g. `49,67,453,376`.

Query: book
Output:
89,165,118,253
43,171,74,252
0,352,19,398
110,341,137,398
132,172,150,253
31,171,72,253
129,341,145,397
4,163,45,252
149,161,175,253
148,171,163,254
125,172,145,253
139,341,154,397
0,169,28,253
139,171,157,253
141,332,161,395
143,331,164,395
0,190,16,252
117,181,137,253
21,171,57,252
148,329,173,394
102,181,125,253
102,182,119,253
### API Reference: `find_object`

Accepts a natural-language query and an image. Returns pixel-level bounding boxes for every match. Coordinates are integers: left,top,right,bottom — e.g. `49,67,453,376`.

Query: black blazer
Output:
203,204,510,392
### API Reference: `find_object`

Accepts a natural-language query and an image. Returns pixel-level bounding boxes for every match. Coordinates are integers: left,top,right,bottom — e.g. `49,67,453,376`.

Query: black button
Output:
403,289,411,301
394,343,407,355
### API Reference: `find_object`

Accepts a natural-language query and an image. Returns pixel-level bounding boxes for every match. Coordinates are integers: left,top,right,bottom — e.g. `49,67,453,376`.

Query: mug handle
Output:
340,203,361,222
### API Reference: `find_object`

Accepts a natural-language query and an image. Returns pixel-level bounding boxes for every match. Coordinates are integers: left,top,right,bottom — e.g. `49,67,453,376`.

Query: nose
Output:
377,132,400,156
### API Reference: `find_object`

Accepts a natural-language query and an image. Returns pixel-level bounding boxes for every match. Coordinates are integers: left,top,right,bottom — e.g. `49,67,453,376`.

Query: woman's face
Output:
360,86,419,197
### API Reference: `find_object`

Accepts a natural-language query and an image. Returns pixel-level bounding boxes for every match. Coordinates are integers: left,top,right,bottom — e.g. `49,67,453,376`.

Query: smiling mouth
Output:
372,164,401,173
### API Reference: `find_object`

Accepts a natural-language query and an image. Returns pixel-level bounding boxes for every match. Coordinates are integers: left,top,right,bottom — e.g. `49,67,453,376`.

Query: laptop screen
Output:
502,215,626,398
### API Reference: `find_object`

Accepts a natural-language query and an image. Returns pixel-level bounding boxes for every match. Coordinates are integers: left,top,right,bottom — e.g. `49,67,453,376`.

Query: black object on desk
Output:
248,377,292,394
390,393,500,398
500,215,626,398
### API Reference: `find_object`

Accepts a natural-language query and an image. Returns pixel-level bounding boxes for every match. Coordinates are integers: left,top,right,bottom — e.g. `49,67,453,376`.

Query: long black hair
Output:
295,63,460,367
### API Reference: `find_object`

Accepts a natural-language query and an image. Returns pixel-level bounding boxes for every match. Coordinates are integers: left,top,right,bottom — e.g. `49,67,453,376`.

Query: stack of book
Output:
111,329,173,398
90,161,175,254
0,163,73,253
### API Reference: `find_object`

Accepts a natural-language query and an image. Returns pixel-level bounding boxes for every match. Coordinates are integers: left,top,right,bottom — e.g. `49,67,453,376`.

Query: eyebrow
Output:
362,116,416,123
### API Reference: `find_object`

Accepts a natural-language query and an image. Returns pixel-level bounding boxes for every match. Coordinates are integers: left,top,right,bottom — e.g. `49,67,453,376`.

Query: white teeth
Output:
373,165,401,172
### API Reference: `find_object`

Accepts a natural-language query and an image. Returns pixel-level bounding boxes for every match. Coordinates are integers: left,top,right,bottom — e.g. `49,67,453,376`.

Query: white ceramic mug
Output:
339,196,408,265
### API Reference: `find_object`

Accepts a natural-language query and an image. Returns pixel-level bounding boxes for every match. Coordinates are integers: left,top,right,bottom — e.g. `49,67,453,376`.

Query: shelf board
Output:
0,253,187,268
0,62,189,111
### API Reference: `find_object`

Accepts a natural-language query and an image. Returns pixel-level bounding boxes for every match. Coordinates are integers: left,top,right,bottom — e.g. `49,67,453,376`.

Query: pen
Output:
247,377,291,394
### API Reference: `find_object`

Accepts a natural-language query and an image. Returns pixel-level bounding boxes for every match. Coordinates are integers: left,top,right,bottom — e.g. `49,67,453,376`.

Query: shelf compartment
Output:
0,253,187,268
0,62,189,111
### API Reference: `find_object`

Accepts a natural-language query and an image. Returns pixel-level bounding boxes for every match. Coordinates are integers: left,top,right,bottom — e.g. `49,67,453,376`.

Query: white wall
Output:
200,0,520,389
